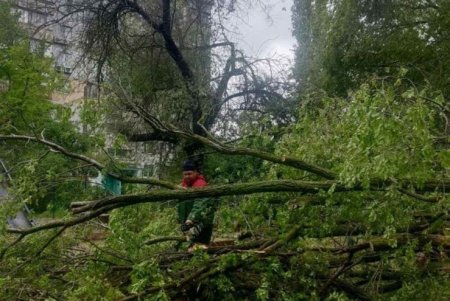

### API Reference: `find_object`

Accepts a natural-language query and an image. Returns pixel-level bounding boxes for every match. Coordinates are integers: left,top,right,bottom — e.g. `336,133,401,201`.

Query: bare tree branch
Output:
0,134,178,189
144,236,186,245
0,135,104,170
220,89,285,107
128,103,337,179
0,234,25,260
119,219,303,301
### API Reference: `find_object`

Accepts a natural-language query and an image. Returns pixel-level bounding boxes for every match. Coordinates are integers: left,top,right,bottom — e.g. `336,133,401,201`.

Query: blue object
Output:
102,174,122,195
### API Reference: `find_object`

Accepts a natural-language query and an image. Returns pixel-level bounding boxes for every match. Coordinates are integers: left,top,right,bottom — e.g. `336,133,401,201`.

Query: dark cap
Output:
182,160,199,171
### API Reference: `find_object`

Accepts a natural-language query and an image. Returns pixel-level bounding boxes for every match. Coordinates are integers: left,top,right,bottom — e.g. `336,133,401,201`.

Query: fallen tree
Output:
1,0,449,299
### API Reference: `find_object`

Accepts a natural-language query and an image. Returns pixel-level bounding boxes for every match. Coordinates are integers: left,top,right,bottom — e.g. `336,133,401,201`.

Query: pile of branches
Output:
1,131,449,300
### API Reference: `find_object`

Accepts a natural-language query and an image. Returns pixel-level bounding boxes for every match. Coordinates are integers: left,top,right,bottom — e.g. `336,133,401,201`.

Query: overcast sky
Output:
230,0,295,62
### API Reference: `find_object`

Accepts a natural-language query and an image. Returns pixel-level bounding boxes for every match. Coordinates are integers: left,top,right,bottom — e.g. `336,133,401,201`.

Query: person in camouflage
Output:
178,160,217,248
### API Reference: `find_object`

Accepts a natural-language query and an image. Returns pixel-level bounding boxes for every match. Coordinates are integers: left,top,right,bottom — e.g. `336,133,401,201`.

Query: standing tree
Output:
293,0,450,97
67,0,295,162
0,1,449,300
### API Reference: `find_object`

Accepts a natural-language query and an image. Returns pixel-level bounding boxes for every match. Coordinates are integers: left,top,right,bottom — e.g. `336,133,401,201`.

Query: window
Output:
17,9,29,23
17,0,27,8
34,0,54,14
52,44,64,57
30,38,50,55
56,51,72,70
107,148,132,158
30,11,47,26
44,43,52,57
54,25,71,44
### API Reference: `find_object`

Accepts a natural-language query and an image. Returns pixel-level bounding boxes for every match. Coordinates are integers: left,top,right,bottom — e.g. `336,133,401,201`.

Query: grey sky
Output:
231,0,295,61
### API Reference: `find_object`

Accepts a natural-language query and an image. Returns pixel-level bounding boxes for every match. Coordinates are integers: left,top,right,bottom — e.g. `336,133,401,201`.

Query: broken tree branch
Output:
0,134,178,189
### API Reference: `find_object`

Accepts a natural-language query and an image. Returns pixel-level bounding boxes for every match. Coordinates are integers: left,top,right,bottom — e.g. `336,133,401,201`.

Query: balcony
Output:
55,65,72,74
64,67,72,74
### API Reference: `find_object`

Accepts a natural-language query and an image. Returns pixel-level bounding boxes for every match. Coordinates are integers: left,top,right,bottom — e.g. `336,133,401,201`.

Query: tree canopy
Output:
0,1,449,300
293,0,450,97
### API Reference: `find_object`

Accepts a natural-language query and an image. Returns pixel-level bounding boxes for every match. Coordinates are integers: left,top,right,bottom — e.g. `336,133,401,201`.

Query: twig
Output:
0,135,178,189
35,226,68,256
118,223,304,300
398,188,442,203
86,240,133,263
0,234,25,260
144,236,187,245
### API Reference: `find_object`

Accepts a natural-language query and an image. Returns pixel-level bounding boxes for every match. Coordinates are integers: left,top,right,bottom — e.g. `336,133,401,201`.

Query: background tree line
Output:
0,0,449,300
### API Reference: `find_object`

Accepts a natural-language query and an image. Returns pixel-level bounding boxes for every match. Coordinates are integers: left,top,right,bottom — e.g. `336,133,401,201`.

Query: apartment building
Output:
11,0,94,104
7,0,215,180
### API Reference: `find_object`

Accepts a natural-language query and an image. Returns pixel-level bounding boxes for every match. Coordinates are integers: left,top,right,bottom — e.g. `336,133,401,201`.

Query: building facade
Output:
11,0,90,104
7,0,214,179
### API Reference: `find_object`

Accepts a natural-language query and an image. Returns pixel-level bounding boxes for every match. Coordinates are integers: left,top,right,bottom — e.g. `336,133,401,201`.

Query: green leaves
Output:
255,276,270,301
130,260,165,293
293,0,450,97
277,79,443,186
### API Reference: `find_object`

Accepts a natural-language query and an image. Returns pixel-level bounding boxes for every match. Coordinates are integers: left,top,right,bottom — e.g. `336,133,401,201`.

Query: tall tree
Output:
293,0,450,96
0,2,101,211
1,1,450,300
68,0,294,160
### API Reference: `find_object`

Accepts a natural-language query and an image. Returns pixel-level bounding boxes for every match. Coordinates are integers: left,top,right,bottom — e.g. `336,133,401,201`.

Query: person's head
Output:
182,160,200,185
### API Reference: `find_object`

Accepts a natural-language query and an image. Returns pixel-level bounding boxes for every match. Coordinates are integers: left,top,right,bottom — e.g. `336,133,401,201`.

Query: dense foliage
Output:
293,0,450,96
0,2,104,211
1,1,449,300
